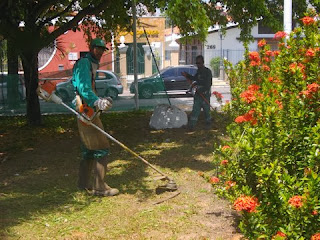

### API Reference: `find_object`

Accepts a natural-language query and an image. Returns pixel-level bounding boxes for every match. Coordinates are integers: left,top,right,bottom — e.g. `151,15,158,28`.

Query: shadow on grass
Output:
0,110,232,237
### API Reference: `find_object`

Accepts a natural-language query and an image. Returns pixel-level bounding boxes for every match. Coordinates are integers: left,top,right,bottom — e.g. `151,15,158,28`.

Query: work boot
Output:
78,158,94,191
187,121,196,132
93,157,119,197
92,183,119,197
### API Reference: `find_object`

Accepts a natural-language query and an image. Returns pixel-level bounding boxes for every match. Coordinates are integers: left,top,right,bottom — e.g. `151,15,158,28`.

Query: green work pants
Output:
189,92,211,127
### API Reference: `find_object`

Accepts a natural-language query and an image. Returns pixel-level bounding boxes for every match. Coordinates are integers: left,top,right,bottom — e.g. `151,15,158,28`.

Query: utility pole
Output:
133,0,139,109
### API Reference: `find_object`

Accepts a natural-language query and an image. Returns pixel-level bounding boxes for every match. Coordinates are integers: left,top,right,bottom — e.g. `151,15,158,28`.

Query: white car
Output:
55,70,123,101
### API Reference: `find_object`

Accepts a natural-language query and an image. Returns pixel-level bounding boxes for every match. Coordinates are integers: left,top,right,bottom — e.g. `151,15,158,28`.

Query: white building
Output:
204,22,277,70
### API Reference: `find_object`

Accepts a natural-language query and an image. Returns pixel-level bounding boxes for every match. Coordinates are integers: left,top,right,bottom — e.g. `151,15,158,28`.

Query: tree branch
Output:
43,1,112,46
36,0,78,28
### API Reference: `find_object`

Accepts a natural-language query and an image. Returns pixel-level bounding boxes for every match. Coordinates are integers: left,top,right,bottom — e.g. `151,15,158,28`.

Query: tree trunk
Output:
21,51,41,126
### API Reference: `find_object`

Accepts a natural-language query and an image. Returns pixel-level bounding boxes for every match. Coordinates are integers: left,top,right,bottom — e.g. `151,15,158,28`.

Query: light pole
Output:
284,0,292,37
132,0,139,110
215,1,225,80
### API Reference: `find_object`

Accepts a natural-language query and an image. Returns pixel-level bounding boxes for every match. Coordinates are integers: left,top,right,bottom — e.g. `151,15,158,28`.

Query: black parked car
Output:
129,65,197,99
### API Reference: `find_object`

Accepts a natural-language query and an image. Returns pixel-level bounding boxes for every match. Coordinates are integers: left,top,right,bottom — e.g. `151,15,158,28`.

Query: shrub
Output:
210,56,221,77
210,11,320,239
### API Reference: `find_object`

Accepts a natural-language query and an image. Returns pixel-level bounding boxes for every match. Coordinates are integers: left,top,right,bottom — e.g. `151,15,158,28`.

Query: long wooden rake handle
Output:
185,76,216,111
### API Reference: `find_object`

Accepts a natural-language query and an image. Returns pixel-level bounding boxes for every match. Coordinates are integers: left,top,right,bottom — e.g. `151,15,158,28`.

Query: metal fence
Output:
205,49,247,66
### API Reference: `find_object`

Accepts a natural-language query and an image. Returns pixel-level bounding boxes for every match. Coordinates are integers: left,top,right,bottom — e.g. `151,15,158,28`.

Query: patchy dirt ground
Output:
0,112,243,239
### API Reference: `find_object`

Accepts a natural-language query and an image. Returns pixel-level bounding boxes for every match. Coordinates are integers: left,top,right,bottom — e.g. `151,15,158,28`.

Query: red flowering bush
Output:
212,12,320,239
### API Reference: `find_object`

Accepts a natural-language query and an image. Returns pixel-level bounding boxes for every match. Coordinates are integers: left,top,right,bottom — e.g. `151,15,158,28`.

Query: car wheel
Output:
57,90,69,102
140,86,153,99
106,88,118,99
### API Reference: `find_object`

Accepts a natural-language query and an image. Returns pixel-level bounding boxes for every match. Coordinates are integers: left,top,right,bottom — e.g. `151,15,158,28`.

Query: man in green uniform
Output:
72,38,119,197
182,55,212,130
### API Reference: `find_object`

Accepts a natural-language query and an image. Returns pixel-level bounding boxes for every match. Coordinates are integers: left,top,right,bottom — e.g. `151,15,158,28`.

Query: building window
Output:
258,22,275,34
165,18,172,29
58,64,64,71
191,46,197,64
80,51,89,58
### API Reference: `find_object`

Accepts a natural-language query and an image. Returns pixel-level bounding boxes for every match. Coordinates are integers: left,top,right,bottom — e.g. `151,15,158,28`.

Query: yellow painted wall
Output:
116,17,166,43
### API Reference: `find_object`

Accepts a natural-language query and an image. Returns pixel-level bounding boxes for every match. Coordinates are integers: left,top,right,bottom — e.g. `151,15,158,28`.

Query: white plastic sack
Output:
149,104,188,130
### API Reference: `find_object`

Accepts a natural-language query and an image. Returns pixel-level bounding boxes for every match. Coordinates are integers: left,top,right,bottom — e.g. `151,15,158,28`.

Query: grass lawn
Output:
0,110,241,239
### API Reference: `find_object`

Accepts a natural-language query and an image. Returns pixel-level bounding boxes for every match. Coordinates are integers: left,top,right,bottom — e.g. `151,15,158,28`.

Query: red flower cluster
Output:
235,109,257,125
289,62,306,75
268,77,282,84
258,39,266,47
265,50,273,57
209,176,220,184
311,233,320,240
234,195,259,213
249,51,260,66
248,84,260,91
306,48,316,57
263,64,271,72
275,99,283,110
308,83,319,92
225,180,236,190
249,51,260,61
222,145,231,151
240,90,256,103
272,231,286,239
240,85,262,103
288,195,304,208
274,31,287,40
301,16,315,25
263,57,271,62
300,83,319,99
250,61,260,67
212,91,223,102
220,159,228,166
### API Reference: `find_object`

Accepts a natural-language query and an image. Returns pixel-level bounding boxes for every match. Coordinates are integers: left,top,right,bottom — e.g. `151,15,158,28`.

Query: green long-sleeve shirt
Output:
72,53,99,107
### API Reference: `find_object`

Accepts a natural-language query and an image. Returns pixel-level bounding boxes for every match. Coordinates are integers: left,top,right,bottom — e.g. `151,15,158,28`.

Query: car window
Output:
96,72,113,81
161,68,175,78
189,68,197,75
96,72,106,81
177,68,191,77
104,72,113,80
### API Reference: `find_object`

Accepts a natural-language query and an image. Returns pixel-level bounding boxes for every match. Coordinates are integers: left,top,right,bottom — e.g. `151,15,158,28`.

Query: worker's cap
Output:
90,38,108,50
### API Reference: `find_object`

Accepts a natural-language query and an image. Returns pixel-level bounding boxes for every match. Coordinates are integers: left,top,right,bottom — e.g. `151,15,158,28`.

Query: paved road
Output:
0,79,231,115
113,79,231,112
